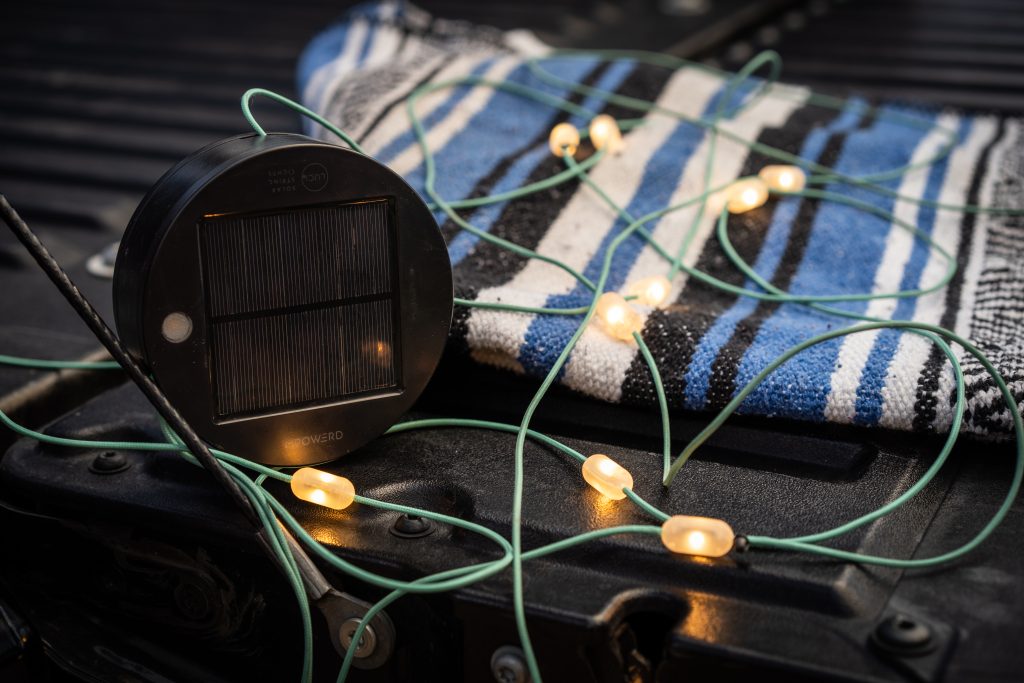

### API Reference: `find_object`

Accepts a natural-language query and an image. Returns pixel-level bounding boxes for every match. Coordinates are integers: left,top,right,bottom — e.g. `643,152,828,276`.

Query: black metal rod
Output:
0,194,261,526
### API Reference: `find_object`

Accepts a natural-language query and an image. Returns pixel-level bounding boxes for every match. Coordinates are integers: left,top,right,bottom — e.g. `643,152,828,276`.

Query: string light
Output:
626,275,672,308
724,177,769,214
290,467,355,510
6,47,1022,683
758,164,806,193
548,122,580,157
581,453,633,500
661,515,735,557
594,292,644,341
588,114,624,153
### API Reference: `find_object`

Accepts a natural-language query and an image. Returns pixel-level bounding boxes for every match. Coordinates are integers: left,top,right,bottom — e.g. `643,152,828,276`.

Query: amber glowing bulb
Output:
290,467,356,510
725,178,769,214
588,114,624,154
594,292,644,341
626,275,672,308
549,123,581,157
660,515,735,557
581,454,634,500
758,164,806,193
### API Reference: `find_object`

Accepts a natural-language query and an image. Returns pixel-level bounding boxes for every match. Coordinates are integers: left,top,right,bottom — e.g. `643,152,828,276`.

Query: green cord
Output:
241,88,366,154
749,324,1021,568
159,421,314,683
633,332,672,481
548,112,1007,574
3,48,1022,683
387,417,587,463
163,53,1024,679
336,523,662,682
526,50,1024,217
623,489,671,523
0,354,120,370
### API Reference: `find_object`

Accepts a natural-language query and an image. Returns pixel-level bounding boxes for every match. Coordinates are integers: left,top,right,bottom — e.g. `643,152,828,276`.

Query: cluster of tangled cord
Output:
2,49,1023,682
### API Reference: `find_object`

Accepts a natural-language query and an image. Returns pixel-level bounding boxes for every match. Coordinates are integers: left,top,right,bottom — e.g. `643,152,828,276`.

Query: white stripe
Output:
876,117,998,430
823,114,958,424
364,1,401,65
357,52,503,158
464,68,723,378
564,83,809,400
955,120,1022,433
503,29,550,57
320,23,407,139
303,18,371,129
346,51,449,142
313,2,402,126
384,56,521,177
956,120,1020,339
622,84,808,297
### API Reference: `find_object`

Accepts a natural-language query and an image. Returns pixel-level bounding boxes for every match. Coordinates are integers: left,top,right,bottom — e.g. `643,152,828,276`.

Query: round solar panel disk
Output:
114,133,452,466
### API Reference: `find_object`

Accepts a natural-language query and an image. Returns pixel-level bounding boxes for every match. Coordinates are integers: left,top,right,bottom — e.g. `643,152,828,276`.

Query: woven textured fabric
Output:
298,1,1024,437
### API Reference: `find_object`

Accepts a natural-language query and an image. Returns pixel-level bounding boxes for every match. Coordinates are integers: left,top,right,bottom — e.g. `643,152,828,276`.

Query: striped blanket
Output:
298,2,1024,437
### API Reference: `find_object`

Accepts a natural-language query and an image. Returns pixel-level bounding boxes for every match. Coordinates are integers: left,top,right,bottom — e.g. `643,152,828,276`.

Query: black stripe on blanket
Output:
912,118,1008,431
440,61,616,247
949,121,1024,433
618,100,863,412
448,61,677,354
450,60,675,290
358,58,450,141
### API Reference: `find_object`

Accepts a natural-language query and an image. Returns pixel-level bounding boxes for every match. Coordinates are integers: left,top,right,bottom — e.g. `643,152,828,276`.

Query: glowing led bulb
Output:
290,467,355,510
594,292,644,341
660,515,735,557
758,164,806,193
549,123,580,157
626,275,672,308
581,453,634,500
588,114,624,154
725,178,769,214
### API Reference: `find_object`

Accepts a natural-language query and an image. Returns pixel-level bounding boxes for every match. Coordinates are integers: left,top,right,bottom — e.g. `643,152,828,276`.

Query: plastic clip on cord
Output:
2,46,1024,683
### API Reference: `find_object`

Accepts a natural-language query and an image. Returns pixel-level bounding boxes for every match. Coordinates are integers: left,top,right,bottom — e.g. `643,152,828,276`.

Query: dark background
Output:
1,1,1022,681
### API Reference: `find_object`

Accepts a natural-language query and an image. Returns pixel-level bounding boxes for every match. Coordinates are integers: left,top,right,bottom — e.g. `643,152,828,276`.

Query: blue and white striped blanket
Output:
298,1,1024,436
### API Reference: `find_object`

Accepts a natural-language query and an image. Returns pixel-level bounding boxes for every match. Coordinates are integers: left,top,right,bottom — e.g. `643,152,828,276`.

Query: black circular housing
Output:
114,133,452,466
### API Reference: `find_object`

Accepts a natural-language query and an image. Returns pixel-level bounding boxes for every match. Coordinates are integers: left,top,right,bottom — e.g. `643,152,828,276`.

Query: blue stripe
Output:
516,78,747,377
852,116,970,425
297,2,389,127
374,57,497,165
399,57,602,205
682,98,867,410
446,60,636,265
297,23,351,96
731,105,938,422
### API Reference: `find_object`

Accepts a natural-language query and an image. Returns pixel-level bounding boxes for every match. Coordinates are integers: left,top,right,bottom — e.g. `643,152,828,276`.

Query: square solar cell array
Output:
199,199,399,419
